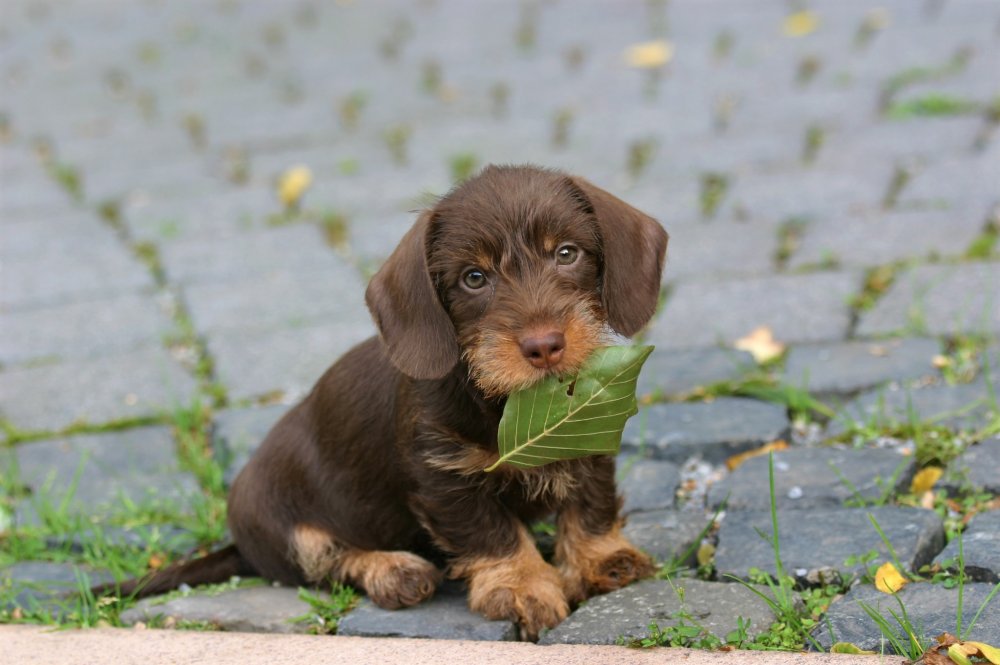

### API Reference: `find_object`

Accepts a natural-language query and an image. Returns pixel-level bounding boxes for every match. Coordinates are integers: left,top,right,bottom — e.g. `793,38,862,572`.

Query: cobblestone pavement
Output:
2,0,998,652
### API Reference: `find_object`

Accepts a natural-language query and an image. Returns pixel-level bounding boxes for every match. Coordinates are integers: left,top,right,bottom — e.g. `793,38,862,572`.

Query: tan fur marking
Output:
555,507,655,603
291,524,343,583
451,524,569,641
465,300,607,398
424,448,578,502
337,550,441,610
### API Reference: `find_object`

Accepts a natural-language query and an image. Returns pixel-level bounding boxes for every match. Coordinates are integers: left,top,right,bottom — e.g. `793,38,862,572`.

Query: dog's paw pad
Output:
592,548,654,592
364,552,441,610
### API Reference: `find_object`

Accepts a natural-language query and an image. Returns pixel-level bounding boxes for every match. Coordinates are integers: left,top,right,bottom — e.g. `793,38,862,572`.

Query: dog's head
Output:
366,165,668,397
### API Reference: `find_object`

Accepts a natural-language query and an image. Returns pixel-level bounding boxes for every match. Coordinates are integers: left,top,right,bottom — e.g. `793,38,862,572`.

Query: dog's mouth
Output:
462,305,609,399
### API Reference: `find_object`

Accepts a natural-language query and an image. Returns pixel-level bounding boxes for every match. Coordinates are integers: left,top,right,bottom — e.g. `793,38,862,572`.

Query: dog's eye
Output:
555,244,580,266
462,269,488,290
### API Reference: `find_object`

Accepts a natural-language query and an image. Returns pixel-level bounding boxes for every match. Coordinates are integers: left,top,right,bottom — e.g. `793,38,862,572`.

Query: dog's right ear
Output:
365,210,461,379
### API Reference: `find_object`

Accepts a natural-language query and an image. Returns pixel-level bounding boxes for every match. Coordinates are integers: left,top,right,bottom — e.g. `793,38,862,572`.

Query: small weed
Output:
626,138,658,180
317,210,349,250
490,81,510,119
382,124,411,165
887,94,980,120
449,153,478,184
880,48,970,110
694,374,833,421
293,584,359,634
699,172,729,219
854,8,889,49
882,163,914,209
551,108,573,148
338,91,367,131
712,30,734,61
775,216,809,270
420,59,442,95
801,124,825,164
796,54,821,86
182,113,206,149
515,2,539,52
850,263,898,313
47,162,84,202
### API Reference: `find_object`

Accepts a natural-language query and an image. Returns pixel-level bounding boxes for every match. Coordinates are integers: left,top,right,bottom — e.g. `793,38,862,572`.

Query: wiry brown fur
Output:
103,165,669,641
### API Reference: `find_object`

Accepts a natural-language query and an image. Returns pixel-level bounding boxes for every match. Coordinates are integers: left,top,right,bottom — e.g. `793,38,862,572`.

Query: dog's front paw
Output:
558,533,654,604
467,563,569,641
353,551,442,610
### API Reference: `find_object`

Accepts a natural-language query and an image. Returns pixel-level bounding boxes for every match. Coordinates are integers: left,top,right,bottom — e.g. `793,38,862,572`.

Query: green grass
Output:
886,94,981,120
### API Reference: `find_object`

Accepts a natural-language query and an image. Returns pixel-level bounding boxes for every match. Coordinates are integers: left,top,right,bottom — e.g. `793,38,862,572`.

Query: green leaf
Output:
484,345,653,472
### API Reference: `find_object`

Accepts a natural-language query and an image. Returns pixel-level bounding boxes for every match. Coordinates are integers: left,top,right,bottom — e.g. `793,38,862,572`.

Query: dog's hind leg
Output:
291,525,441,609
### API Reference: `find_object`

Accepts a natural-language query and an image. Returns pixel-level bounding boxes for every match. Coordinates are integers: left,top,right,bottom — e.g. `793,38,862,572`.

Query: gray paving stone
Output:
811,583,1000,652
622,398,790,465
789,208,987,270
944,437,1000,494
183,263,368,336
622,509,714,567
159,224,346,286
619,459,681,515
6,426,200,523
661,220,780,281
709,445,916,511
213,404,291,486
649,272,860,350
119,584,319,634
2,562,115,614
782,338,942,396
714,506,945,584
0,294,175,366
857,262,1000,337
538,578,775,646
44,525,199,558
637,347,756,400
0,347,198,433
0,234,155,311
828,380,996,438
338,581,517,641
934,510,1000,583
207,323,374,402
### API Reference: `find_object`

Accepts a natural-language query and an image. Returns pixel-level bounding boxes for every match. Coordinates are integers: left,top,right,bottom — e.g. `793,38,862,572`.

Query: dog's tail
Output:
92,544,254,600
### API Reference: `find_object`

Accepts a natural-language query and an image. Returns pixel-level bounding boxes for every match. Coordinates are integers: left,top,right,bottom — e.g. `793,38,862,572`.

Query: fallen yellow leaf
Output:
910,466,943,494
965,642,1000,665
932,354,952,369
949,643,975,665
726,440,789,471
278,165,313,208
734,326,786,363
697,542,715,567
783,10,819,38
624,40,674,69
874,561,908,594
831,642,876,655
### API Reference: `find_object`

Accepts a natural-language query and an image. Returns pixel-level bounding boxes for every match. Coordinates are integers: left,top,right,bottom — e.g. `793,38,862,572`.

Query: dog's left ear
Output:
365,210,461,379
567,176,669,337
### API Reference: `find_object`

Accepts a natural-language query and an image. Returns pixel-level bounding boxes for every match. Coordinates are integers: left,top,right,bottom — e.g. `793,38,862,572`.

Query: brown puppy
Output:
117,165,668,640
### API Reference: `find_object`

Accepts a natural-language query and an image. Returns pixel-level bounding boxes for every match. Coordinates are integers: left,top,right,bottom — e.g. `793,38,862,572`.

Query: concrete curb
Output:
1,625,909,665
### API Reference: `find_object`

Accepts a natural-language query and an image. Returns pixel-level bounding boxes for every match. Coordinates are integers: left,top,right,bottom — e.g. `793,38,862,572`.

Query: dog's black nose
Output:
520,331,566,370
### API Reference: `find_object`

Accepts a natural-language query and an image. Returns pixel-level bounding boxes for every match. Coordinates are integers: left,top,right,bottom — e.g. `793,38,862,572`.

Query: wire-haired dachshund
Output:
114,164,669,640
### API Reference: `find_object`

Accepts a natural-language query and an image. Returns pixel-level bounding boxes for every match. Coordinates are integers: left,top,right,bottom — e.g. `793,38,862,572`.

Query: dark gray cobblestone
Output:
212,404,291,486
338,582,517,641
707,446,916,511
934,510,1000,583
812,583,1000,652
943,437,1000,494
714,506,945,584
637,347,756,400
538,578,775,646
781,338,941,397
622,398,790,465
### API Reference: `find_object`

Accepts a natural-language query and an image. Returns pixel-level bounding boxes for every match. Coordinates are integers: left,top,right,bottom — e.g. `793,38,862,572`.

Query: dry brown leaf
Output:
725,440,789,471
733,326,786,363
